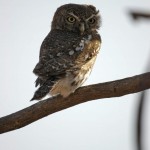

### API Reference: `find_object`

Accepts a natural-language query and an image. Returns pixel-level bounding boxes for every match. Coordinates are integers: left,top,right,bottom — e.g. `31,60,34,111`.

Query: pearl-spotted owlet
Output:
31,3,101,100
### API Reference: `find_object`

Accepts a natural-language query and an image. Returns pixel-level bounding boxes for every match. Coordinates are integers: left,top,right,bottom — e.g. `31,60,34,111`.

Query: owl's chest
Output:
70,55,97,87
69,34,100,86
71,33,100,66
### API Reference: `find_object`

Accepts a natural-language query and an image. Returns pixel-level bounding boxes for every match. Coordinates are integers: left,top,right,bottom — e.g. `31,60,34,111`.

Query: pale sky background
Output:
0,0,150,150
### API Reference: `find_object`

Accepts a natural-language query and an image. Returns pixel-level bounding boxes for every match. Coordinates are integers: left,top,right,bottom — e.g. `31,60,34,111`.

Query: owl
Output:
31,3,102,101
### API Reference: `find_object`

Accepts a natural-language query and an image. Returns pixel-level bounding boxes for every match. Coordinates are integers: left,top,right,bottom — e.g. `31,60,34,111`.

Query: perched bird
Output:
31,3,102,101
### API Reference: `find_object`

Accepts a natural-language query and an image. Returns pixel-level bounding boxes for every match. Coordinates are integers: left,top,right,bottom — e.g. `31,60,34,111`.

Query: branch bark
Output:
0,72,150,134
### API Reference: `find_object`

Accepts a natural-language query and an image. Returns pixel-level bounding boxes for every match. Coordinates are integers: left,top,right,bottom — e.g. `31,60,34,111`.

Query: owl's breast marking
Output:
69,50,75,55
75,34,92,52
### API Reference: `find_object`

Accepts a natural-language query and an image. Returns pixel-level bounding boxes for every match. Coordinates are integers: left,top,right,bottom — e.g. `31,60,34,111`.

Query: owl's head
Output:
51,4,101,34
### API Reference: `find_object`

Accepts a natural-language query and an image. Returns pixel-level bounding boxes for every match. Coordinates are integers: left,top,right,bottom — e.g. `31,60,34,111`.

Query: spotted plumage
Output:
31,3,102,100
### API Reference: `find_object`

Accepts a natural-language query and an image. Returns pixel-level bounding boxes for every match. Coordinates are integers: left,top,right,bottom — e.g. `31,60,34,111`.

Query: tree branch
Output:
0,72,150,134
129,11,150,20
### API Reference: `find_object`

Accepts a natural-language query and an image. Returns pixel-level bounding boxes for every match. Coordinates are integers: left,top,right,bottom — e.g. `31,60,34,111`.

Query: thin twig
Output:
129,11,150,20
136,91,147,150
136,51,150,150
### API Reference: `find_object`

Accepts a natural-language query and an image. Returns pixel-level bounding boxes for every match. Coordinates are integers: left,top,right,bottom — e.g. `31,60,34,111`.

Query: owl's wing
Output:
33,56,75,77
33,30,84,78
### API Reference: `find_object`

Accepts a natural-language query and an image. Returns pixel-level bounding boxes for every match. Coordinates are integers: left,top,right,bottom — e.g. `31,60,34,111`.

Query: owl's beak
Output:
79,23,85,35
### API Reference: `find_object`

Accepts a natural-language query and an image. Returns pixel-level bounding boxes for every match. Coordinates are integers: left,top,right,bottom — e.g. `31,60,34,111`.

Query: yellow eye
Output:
67,17,76,23
88,18,96,24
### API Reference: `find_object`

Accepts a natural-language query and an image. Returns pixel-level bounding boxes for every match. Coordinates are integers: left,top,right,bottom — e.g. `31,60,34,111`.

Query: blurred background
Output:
0,0,150,150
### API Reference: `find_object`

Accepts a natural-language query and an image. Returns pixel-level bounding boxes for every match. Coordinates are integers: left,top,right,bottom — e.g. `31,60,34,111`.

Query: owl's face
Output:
51,4,101,34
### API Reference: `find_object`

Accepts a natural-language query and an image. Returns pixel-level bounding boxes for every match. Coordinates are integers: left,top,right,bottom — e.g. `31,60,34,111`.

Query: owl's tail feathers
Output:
30,79,55,101
35,77,45,87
